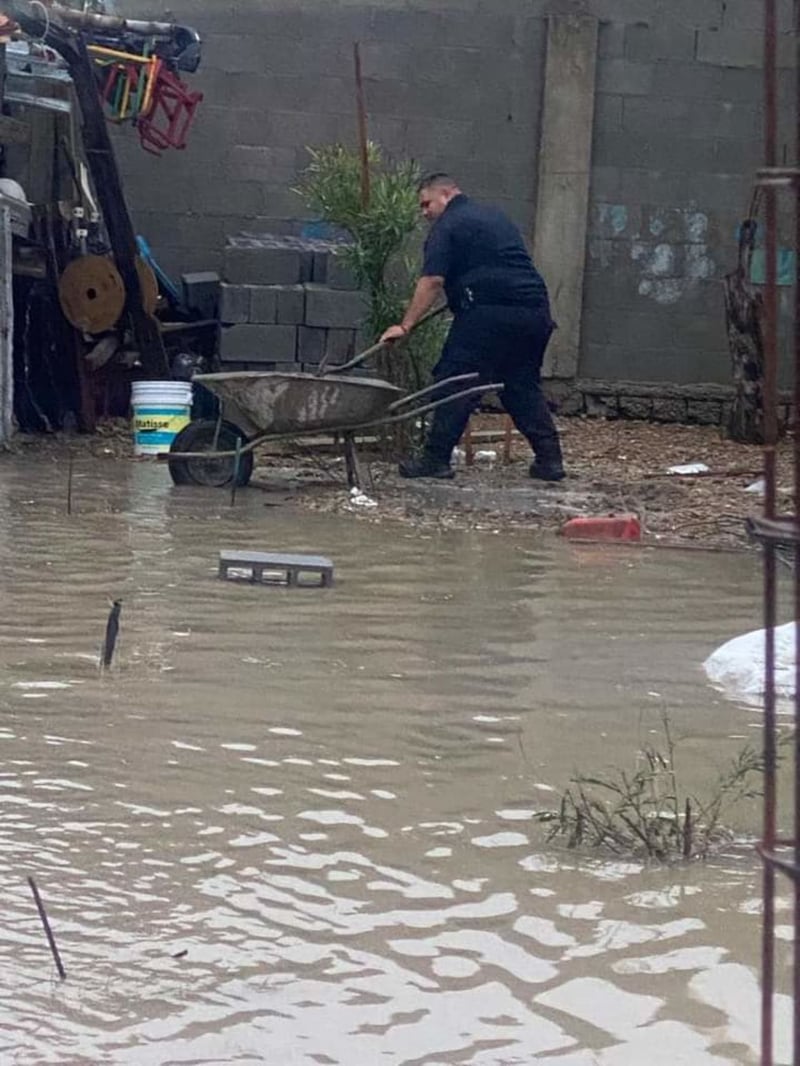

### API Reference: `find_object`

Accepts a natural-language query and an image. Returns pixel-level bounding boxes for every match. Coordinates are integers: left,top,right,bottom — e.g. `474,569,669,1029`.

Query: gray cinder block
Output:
275,285,306,324
224,246,312,285
305,285,367,329
624,23,696,63
326,252,360,291
597,59,654,96
297,326,327,363
220,284,252,324
181,271,220,319
249,287,278,324
324,328,357,365
220,324,297,363
695,27,793,68
312,252,329,284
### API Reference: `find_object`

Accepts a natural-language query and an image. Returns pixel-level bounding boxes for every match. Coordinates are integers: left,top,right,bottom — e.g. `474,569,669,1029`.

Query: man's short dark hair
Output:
417,172,459,193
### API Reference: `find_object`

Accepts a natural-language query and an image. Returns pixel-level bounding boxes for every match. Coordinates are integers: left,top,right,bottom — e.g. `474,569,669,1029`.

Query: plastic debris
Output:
562,514,642,542
667,463,710,475
475,450,497,463
348,487,378,509
745,478,766,495
704,622,796,708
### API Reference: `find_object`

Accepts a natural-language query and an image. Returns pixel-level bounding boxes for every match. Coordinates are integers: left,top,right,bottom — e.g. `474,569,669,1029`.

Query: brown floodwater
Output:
0,455,794,1065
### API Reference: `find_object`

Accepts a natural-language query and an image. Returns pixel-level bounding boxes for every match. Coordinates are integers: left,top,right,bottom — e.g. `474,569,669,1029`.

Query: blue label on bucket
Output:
136,431,180,445
133,401,190,453
135,407,188,416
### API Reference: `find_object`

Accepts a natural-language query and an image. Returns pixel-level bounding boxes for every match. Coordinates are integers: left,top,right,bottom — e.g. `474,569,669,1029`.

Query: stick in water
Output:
27,876,66,980
101,599,123,669
230,436,242,507
66,453,74,516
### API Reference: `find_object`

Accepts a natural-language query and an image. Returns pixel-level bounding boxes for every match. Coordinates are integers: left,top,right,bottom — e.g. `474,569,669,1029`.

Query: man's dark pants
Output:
424,304,563,468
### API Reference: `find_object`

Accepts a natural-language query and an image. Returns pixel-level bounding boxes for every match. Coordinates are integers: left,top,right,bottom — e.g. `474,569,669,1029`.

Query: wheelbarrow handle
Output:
353,382,505,430
322,303,448,376
386,372,479,411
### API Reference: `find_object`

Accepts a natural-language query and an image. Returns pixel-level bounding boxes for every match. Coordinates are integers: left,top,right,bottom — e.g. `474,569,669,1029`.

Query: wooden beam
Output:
0,113,30,143
63,34,167,377
25,108,54,203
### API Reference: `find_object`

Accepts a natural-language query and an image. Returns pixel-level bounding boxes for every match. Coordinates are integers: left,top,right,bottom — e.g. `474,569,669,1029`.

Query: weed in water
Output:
540,712,791,861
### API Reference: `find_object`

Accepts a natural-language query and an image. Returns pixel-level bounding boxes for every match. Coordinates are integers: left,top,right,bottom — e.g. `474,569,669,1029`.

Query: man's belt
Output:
456,285,546,311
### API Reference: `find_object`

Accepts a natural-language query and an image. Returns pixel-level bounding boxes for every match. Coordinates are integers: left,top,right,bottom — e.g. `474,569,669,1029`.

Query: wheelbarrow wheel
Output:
168,419,254,488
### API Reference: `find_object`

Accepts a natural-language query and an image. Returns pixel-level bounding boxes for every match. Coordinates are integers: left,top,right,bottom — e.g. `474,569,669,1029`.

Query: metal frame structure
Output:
752,2,800,1063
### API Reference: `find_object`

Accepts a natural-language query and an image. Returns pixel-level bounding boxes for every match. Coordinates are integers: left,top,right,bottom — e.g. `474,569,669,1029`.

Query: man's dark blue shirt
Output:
422,194,549,313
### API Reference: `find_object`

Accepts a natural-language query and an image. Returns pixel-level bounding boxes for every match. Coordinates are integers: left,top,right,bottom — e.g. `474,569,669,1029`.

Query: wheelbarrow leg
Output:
343,432,363,490
462,416,475,466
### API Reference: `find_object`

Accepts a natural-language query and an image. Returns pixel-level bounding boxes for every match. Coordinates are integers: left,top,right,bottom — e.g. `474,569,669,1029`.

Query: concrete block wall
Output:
112,0,544,280
584,0,796,386
112,0,795,391
217,235,368,371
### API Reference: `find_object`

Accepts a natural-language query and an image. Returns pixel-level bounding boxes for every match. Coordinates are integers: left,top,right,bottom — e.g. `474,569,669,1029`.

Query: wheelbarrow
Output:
164,308,502,489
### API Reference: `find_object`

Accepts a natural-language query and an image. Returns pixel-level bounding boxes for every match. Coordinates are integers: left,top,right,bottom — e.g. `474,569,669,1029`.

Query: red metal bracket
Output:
136,68,203,155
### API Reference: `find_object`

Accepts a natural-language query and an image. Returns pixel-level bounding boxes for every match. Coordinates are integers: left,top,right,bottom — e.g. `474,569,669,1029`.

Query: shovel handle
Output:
323,303,448,376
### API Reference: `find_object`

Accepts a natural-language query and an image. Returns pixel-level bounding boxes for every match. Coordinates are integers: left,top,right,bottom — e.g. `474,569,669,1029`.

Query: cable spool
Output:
58,255,159,334
135,256,159,317
58,255,125,333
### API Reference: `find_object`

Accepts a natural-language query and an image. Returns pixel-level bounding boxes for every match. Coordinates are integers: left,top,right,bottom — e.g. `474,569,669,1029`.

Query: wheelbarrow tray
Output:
193,371,403,438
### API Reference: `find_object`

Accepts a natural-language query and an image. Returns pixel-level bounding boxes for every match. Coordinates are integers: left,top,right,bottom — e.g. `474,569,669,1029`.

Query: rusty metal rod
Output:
354,42,371,211
46,1,178,37
793,2,800,1058
759,0,780,1061
761,2,779,1062
27,877,66,980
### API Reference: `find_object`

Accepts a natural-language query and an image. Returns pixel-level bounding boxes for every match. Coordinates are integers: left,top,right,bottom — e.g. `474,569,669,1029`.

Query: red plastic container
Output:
561,514,642,542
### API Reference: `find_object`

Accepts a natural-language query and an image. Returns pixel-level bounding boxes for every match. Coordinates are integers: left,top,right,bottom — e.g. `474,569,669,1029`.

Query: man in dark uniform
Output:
381,173,565,481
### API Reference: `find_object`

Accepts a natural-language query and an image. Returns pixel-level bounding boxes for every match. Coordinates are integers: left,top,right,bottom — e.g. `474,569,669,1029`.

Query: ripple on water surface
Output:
0,458,790,1064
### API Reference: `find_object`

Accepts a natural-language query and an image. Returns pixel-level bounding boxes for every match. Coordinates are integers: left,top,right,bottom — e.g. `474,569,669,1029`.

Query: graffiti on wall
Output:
590,204,716,305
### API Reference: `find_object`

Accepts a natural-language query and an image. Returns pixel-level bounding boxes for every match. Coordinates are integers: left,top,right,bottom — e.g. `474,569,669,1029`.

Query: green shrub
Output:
295,144,448,450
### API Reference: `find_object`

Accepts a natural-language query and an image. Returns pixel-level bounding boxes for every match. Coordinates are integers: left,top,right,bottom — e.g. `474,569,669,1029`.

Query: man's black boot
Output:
398,456,455,479
529,458,565,482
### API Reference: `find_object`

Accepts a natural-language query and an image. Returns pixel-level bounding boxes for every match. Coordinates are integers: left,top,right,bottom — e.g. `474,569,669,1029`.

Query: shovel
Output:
318,303,448,377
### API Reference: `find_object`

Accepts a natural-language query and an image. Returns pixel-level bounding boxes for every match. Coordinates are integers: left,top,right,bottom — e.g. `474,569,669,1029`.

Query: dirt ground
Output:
253,416,791,552
3,415,791,551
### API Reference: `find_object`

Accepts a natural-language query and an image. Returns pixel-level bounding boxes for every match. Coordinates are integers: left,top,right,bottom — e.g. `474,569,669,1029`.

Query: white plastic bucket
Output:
131,380,193,456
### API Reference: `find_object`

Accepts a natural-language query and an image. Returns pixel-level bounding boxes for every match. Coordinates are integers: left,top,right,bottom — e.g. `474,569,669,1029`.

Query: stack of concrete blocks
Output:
218,235,370,373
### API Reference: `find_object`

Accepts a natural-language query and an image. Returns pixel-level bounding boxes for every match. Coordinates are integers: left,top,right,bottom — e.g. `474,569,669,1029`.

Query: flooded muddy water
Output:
0,456,793,1064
